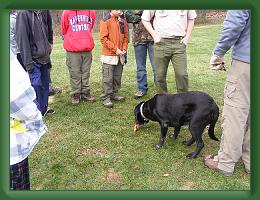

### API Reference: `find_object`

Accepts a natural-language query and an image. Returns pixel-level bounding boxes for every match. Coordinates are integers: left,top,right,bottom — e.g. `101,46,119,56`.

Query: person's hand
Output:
116,48,124,55
209,53,226,71
153,34,161,44
180,36,189,46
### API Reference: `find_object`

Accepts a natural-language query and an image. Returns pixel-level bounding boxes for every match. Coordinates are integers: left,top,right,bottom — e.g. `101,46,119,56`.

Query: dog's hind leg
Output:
186,136,204,159
155,123,168,148
186,125,205,159
182,124,195,145
169,125,181,139
182,137,195,146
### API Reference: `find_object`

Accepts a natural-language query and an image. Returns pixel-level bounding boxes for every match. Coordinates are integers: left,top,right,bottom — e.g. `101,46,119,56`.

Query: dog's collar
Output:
140,103,149,121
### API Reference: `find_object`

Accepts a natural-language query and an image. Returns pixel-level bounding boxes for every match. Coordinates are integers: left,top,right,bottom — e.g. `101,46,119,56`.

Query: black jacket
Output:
16,10,53,71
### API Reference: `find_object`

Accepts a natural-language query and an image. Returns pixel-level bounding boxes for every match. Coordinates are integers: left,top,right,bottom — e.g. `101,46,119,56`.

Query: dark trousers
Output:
10,157,30,190
28,62,49,115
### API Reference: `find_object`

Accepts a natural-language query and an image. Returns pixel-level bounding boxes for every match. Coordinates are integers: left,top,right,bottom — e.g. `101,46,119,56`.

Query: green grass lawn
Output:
29,24,250,190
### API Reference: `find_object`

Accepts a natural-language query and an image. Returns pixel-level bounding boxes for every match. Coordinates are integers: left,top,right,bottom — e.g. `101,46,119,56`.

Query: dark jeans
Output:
134,43,156,93
28,62,49,115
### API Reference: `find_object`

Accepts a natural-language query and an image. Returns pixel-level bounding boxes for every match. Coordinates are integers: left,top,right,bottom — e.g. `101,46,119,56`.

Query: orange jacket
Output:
99,14,128,56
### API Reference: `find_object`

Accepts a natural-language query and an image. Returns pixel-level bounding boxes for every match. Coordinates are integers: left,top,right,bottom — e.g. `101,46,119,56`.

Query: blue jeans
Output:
28,62,49,115
134,43,156,93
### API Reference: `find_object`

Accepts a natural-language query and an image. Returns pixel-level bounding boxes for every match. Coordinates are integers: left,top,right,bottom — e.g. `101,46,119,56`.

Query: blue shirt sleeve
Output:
214,10,250,56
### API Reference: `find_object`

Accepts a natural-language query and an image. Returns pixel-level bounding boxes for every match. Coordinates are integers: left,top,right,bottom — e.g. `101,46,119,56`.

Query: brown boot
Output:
71,94,80,105
81,94,96,102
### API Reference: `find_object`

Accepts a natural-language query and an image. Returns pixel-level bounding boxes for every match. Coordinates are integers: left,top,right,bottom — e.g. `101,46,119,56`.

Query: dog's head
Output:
133,102,149,131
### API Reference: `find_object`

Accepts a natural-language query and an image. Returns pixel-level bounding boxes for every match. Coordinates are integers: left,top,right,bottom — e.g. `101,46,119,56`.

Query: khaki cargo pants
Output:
101,63,123,100
214,59,250,173
66,51,92,96
153,37,188,93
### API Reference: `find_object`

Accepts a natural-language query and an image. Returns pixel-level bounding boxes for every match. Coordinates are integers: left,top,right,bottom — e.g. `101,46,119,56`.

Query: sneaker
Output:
103,98,113,108
134,90,146,99
71,94,80,105
111,95,125,101
81,94,96,102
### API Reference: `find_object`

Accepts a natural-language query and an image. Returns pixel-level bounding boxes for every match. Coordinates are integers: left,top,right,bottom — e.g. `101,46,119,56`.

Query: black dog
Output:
134,91,219,159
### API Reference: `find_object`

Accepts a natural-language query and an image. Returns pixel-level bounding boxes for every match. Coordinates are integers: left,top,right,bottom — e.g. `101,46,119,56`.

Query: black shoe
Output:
44,108,55,117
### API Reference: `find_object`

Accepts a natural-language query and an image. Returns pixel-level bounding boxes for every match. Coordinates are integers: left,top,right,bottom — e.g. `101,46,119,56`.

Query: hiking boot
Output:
111,95,125,101
134,90,146,99
103,98,113,108
71,94,80,105
82,94,96,102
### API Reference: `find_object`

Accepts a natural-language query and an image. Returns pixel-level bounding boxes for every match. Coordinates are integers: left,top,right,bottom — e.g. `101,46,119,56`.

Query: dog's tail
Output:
208,103,219,141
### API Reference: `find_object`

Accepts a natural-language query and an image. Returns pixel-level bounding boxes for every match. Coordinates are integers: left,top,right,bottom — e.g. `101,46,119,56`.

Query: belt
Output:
162,36,184,40
173,36,183,40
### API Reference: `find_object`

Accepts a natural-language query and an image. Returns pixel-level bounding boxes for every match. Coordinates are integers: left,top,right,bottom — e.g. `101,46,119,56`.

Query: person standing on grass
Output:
125,10,156,99
61,10,96,105
141,10,196,94
204,10,250,176
10,50,47,190
99,10,129,108
16,10,53,116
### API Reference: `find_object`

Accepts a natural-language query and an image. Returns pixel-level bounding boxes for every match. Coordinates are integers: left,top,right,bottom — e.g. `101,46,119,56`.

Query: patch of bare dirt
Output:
96,168,122,183
78,147,108,156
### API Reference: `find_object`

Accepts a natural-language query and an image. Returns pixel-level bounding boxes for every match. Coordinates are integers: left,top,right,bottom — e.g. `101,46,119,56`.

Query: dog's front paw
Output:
186,152,197,159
